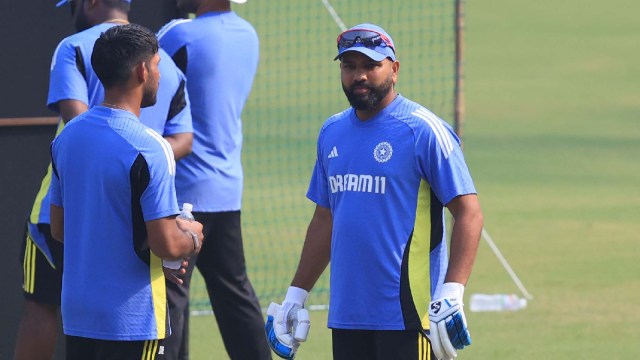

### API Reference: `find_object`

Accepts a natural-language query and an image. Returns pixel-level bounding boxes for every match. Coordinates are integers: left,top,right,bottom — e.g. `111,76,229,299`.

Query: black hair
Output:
91,23,158,88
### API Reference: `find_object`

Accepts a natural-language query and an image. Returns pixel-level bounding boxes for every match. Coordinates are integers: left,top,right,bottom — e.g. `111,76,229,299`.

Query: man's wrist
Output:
184,229,199,252
285,286,309,306
434,282,465,300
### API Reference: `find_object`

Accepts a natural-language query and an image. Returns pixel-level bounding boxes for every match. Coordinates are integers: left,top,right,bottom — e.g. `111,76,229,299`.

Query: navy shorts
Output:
66,336,166,360
20,223,63,306
332,328,435,360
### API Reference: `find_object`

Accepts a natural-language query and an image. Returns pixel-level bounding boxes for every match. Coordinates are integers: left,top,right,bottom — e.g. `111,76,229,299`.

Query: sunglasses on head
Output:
336,29,395,53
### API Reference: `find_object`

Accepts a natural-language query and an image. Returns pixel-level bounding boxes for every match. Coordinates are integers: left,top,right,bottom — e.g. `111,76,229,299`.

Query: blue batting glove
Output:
265,287,310,359
428,282,471,360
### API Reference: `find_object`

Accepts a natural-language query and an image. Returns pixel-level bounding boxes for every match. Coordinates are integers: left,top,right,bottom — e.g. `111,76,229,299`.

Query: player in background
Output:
156,0,270,359
14,1,193,359
265,24,484,360
49,24,203,359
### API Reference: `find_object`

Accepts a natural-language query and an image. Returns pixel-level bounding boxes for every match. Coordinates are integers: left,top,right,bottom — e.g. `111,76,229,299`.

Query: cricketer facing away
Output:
157,0,270,359
14,1,193,359
49,24,203,359
265,23,484,360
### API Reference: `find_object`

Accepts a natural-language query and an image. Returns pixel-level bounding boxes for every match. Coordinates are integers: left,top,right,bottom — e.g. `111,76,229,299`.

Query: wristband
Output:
185,230,199,253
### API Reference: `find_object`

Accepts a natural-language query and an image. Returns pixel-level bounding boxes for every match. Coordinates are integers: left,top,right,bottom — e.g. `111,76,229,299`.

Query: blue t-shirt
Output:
50,106,179,340
30,22,191,263
307,95,477,330
158,11,259,211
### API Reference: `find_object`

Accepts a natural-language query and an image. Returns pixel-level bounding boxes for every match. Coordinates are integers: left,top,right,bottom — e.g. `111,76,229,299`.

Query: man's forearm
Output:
291,206,332,291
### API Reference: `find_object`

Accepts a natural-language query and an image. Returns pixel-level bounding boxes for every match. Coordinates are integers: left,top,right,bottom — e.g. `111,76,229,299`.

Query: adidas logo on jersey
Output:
328,146,339,158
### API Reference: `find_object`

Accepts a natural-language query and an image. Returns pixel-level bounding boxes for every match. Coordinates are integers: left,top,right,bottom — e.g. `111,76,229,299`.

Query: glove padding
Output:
265,287,310,359
428,282,471,360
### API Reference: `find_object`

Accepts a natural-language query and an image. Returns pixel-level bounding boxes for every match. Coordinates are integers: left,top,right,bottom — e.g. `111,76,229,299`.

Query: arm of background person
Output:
445,194,483,285
145,216,204,260
57,99,88,124
50,205,64,243
164,132,193,160
290,205,333,291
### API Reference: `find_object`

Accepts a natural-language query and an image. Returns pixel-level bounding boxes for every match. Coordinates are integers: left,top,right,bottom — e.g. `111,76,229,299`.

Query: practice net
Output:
189,0,459,313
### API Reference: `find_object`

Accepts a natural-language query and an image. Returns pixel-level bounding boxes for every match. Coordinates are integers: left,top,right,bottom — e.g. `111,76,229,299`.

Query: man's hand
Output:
265,287,310,359
163,258,189,285
428,282,471,360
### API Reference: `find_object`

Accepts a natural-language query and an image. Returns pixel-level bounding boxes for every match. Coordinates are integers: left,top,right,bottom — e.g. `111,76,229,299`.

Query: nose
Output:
352,67,367,82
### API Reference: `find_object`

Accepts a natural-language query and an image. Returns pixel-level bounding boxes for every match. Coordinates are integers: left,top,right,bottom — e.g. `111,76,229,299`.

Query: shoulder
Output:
392,98,460,158
390,97,453,135
157,18,193,41
51,26,104,59
318,108,351,136
116,119,175,168
53,113,82,143
232,13,258,35
157,48,182,78
51,33,80,60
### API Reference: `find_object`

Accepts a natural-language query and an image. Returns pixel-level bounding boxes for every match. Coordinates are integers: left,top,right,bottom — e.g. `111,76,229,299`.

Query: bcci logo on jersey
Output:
374,142,393,163
329,174,387,194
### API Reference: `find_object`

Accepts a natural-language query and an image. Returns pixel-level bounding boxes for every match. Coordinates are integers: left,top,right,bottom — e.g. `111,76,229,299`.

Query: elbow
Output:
173,133,193,160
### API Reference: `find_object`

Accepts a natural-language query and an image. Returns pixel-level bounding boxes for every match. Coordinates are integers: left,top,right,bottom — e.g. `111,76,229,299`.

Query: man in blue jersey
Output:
49,23,204,359
14,1,193,359
156,1,269,359
265,24,484,360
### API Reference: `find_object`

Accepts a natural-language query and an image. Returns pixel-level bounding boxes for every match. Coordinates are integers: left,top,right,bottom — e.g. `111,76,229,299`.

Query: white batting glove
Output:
265,286,310,359
428,282,472,360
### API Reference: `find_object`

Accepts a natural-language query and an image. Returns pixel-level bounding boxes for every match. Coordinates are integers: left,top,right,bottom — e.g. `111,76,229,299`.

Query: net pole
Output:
453,2,533,301
454,0,465,141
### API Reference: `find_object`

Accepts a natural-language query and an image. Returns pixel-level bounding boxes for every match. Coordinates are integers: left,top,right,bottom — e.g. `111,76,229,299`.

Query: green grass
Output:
188,0,640,358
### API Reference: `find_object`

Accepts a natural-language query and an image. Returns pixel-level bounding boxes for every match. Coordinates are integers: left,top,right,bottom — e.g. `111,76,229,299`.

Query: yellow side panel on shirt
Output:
150,254,167,339
409,179,432,329
29,120,65,224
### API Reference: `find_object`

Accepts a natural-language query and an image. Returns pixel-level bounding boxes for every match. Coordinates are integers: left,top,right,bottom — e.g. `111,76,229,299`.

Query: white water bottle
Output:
469,293,527,312
163,203,195,269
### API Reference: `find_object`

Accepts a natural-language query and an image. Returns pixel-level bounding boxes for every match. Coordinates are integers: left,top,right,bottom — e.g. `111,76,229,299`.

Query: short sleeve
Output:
47,39,89,111
162,68,192,136
306,132,330,207
157,19,190,57
415,115,476,205
50,141,63,207
139,130,179,221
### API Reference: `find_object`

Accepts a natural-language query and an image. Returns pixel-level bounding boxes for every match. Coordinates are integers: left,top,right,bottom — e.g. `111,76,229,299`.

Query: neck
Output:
95,10,129,25
196,1,231,16
102,90,142,117
103,18,129,25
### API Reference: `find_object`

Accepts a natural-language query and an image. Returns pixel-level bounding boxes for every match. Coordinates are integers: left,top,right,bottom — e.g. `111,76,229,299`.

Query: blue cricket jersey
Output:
29,22,191,263
158,11,259,211
307,95,477,330
50,106,179,340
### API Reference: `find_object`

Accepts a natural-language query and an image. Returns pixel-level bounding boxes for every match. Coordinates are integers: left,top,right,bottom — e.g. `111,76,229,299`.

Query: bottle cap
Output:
182,203,193,212
519,298,528,309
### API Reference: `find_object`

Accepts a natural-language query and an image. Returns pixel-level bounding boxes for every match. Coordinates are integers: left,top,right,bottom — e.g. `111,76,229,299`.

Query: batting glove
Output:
428,282,471,360
265,286,310,359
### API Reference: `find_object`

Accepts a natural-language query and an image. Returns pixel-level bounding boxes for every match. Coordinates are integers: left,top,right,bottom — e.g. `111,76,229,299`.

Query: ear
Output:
391,60,400,83
135,61,148,84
